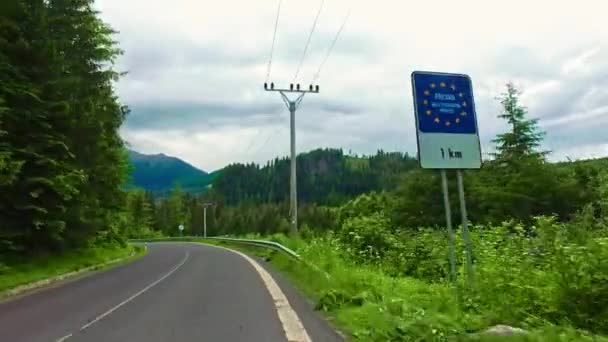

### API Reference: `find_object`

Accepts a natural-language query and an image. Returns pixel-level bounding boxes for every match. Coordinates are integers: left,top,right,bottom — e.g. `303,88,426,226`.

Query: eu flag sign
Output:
412,71,481,169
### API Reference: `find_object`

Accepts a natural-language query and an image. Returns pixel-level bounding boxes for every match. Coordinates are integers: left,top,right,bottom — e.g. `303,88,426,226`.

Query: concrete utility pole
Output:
264,82,319,235
202,203,214,238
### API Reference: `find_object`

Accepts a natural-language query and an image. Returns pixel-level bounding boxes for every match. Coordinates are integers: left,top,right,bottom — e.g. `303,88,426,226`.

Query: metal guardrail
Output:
129,236,301,260
129,236,330,279
205,237,302,260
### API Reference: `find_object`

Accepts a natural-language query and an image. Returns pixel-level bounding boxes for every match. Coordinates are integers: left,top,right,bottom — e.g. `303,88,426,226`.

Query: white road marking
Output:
56,333,72,342
56,250,190,341
203,243,312,342
80,251,190,331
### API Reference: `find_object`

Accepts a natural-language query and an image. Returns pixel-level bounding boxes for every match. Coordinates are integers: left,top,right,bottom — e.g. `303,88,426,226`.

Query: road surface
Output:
0,243,343,342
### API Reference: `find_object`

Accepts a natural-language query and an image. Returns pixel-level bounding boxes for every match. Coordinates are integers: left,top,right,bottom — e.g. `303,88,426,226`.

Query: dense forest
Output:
214,149,418,205
0,0,128,254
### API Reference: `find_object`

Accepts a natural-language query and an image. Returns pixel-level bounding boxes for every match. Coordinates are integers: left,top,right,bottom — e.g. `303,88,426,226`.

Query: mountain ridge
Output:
127,149,212,194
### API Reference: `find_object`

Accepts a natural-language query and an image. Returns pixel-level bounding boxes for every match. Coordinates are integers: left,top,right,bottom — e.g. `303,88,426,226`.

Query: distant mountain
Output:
127,150,213,194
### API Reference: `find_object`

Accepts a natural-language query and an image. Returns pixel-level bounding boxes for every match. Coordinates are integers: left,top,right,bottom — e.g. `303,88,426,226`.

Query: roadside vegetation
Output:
0,243,141,294
243,211,608,341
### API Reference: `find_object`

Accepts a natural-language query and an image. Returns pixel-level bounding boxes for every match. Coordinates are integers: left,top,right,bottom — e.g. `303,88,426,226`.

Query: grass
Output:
210,234,608,342
0,244,143,294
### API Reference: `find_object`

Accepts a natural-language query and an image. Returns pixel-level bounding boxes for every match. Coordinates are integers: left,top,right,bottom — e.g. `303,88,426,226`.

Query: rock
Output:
484,325,527,336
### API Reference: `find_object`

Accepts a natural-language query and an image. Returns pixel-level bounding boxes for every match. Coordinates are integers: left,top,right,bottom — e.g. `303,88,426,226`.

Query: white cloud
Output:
97,0,608,170
561,47,602,76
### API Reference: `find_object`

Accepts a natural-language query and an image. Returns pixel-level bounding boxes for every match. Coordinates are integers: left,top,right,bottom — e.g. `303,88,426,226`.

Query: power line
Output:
244,126,267,154
312,8,352,83
293,0,325,83
266,0,283,83
252,117,287,157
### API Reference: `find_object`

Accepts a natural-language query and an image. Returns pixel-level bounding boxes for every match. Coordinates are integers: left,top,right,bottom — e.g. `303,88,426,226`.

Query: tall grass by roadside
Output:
240,214,608,341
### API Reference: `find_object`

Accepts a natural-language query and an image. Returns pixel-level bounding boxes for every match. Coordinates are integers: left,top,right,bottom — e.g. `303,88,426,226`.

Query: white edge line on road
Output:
196,242,312,342
56,250,189,341
56,333,72,342
80,251,190,331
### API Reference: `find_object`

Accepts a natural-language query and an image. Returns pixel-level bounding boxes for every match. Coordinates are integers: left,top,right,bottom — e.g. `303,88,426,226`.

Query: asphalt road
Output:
0,243,343,342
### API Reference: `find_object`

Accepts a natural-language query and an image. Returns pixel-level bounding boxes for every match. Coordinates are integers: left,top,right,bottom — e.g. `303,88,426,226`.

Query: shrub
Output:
337,212,397,263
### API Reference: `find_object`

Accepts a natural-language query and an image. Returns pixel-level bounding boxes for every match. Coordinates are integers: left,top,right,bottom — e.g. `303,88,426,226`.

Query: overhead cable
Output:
312,8,352,83
266,0,283,83
293,0,325,83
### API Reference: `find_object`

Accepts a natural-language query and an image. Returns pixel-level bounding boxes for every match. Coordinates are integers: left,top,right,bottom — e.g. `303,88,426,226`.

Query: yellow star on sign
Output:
426,110,432,115
430,83,436,88
459,92,464,97
434,117,440,123
461,111,467,116
455,118,461,123
445,121,451,126
424,90,430,96
440,82,446,88
450,85,456,90
462,101,467,107
423,99,428,105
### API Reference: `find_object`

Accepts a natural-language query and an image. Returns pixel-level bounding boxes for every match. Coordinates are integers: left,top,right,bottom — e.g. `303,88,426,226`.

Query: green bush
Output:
310,212,608,337
337,212,397,263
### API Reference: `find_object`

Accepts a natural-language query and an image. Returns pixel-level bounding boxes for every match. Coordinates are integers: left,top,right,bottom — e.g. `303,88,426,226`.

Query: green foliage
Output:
493,83,546,161
337,191,393,224
213,149,417,205
337,212,396,262
256,222,608,341
392,169,447,228
0,0,128,253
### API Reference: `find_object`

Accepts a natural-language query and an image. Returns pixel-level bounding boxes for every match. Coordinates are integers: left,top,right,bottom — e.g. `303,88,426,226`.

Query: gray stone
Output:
484,325,527,336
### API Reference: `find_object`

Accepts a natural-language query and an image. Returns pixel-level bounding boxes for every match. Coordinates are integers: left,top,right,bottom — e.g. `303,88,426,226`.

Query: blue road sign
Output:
412,72,477,134
411,71,482,169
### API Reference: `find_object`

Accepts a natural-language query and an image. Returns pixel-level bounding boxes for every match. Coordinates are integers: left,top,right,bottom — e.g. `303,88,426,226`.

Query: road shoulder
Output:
0,244,147,302
198,241,345,342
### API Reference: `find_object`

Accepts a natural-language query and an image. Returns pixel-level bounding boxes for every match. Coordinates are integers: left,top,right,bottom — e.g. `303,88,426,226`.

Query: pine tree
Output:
46,0,129,246
493,83,547,161
0,0,128,252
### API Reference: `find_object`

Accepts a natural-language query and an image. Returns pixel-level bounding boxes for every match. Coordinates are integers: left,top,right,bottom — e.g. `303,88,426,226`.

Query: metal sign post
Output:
411,71,481,286
440,170,457,283
456,170,474,285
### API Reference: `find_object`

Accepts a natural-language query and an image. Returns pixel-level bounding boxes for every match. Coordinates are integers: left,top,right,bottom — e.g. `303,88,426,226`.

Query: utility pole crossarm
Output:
264,82,320,94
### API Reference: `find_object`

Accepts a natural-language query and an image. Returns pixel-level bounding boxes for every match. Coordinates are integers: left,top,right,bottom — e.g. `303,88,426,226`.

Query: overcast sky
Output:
96,0,607,171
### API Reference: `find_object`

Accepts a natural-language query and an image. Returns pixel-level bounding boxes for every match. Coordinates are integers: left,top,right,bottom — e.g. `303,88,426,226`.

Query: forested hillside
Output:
128,150,212,194
0,0,128,254
213,149,418,205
